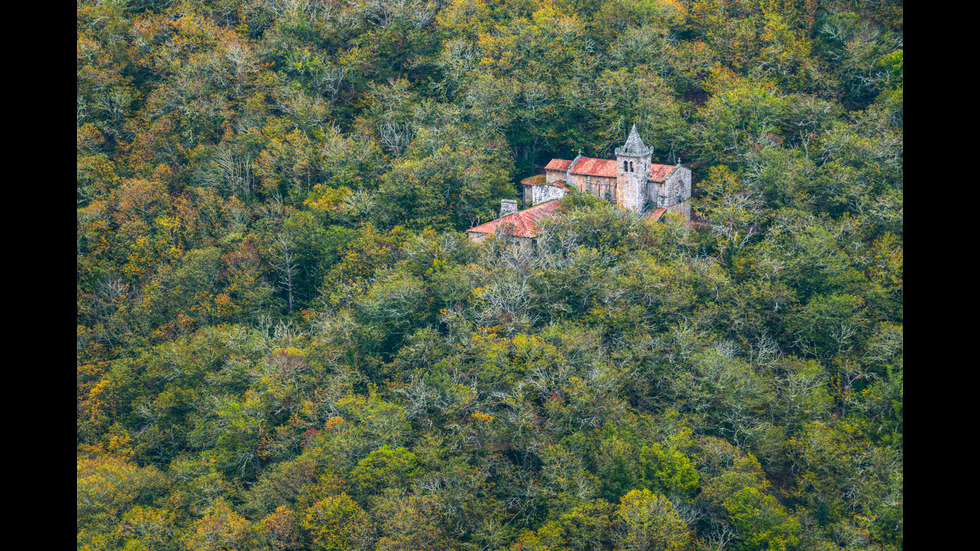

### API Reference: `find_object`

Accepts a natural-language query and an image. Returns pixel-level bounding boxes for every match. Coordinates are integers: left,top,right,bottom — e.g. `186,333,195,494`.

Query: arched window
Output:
629,161,634,172
623,160,628,172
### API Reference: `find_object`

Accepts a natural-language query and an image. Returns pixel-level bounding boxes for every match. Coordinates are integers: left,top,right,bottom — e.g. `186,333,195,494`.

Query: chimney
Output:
500,199,518,218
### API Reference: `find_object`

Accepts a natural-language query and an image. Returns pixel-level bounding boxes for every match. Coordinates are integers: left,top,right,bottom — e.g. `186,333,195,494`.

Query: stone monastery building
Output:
466,125,692,243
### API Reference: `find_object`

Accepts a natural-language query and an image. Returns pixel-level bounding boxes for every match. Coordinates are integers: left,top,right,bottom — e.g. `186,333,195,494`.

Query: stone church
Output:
467,125,692,243
531,125,691,219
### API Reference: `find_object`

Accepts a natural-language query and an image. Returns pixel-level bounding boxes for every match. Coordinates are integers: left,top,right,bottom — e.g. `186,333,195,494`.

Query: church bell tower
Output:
615,125,653,212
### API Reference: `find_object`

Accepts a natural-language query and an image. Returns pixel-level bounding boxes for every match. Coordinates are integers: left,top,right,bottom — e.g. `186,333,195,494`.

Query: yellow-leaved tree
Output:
302,493,373,551
615,489,688,551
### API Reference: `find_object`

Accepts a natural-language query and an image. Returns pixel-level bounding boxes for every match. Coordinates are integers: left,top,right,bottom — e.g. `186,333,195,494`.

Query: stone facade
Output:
614,125,654,211
521,174,568,207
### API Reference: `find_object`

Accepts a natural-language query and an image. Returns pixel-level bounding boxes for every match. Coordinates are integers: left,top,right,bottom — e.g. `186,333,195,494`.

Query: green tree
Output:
615,489,688,551
301,493,373,551
349,445,420,499
723,487,801,551
183,498,252,551
696,74,789,166
372,490,450,551
77,454,169,550
695,165,765,264
377,124,515,231
255,506,304,550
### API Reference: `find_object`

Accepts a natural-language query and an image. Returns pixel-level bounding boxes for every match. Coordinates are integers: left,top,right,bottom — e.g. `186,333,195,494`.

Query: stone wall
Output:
531,183,567,206
567,172,616,200
662,166,692,207
545,169,566,185
615,164,649,212
646,181,661,209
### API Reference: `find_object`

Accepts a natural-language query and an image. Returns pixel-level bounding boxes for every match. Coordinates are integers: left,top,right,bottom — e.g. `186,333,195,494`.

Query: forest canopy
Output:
77,0,902,549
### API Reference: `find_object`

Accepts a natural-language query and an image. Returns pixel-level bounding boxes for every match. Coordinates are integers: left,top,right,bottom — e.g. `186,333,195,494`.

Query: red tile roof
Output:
569,157,618,178
648,164,676,182
643,207,668,221
466,200,562,239
544,159,573,171
547,158,678,181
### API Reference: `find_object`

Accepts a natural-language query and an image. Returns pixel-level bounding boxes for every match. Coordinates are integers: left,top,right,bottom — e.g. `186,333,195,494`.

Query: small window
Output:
623,161,628,172
629,161,634,172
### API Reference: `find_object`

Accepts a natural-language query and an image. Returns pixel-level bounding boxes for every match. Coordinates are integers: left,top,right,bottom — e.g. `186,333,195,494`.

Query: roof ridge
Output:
465,200,562,238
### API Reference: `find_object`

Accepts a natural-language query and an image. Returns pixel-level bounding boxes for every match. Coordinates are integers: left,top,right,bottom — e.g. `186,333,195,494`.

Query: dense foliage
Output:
77,0,902,549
